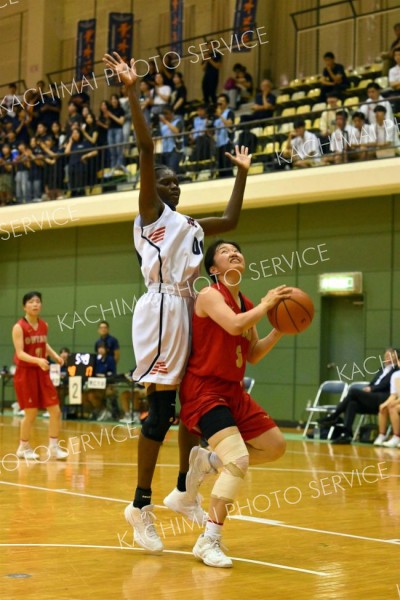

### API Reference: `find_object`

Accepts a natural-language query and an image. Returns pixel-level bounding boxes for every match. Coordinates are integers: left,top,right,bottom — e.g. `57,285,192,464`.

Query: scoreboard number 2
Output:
68,376,82,405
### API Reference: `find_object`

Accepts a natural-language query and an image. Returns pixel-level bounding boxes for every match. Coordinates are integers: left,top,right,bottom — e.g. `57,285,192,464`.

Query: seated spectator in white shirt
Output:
367,105,400,159
319,92,341,136
324,110,356,164
282,117,321,168
360,83,393,125
388,47,400,112
151,73,172,116
348,111,371,162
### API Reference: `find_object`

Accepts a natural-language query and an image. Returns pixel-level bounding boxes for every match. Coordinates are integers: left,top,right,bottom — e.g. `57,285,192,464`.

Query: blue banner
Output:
170,0,183,56
108,13,134,62
233,0,258,52
76,19,96,79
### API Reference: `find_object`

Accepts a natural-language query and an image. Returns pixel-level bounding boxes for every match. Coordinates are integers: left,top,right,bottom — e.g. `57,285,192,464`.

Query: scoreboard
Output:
67,353,96,378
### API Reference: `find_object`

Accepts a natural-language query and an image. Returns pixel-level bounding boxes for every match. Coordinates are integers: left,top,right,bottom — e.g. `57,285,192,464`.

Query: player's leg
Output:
245,427,286,464
47,403,68,459
382,401,400,447
17,408,40,459
374,403,390,445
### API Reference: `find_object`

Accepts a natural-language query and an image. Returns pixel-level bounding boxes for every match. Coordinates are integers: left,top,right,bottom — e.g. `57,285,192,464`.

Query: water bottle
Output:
314,424,320,441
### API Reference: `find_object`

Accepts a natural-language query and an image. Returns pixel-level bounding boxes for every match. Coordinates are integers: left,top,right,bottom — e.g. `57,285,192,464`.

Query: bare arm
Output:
46,343,63,365
114,349,120,364
196,285,292,336
103,52,163,225
12,324,49,370
197,145,252,235
247,327,284,364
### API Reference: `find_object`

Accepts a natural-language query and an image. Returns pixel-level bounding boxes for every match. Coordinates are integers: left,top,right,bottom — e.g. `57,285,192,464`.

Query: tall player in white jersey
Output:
103,52,251,553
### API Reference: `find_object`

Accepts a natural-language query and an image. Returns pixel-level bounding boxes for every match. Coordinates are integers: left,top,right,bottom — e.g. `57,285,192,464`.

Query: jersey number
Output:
192,239,204,255
236,345,243,369
35,348,42,358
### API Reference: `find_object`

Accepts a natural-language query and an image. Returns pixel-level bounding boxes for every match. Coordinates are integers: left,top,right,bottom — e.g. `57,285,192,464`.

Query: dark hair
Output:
326,91,339,99
99,320,109,327
161,105,173,115
9,82,17,89
22,291,42,305
155,164,175,180
294,117,306,128
323,52,335,59
394,47,400,53
374,104,386,113
217,93,230,104
204,240,242,278
352,111,365,121
174,72,184,82
367,82,381,91
336,109,348,119
97,341,107,350
394,23,400,29
197,103,206,109
59,347,70,354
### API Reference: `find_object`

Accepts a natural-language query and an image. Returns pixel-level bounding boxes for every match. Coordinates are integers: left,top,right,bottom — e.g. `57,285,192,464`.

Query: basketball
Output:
267,287,314,334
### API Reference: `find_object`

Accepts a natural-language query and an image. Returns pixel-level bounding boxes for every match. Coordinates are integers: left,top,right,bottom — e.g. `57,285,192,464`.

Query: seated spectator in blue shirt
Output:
320,52,349,101
95,320,120,364
214,94,234,177
159,106,184,173
251,80,276,121
190,104,213,165
95,342,117,377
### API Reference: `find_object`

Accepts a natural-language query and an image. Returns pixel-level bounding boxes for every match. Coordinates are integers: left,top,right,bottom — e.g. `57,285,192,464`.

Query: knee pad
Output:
211,433,249,501
141,391,176,442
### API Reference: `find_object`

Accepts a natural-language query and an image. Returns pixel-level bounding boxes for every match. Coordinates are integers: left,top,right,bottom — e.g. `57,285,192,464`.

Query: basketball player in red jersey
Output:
179,241,291,567
12,291,68,461
103,52,252,553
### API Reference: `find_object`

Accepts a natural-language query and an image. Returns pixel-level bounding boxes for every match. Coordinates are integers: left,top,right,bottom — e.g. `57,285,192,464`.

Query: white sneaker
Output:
193,534,232,568
373,434,388,446
163,488,207,525
382,436,400,448
97,409,112,422
42,411,50,418
16,447,39,460
186,446,217,500
17,409,25,417
124,504,163,554
49,445,69,460
12,402,20,415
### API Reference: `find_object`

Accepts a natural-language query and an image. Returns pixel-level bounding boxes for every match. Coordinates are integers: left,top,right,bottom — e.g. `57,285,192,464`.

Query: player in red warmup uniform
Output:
12,291,68,461
179,241,291,568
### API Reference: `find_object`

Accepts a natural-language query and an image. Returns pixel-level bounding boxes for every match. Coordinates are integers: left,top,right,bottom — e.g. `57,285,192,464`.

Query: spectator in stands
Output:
234,63,254,104
95,321,120,364
251,79,276,121
282,117,321,168
0,144,13,205
368,105,399,159
319,92,341,136
36,123,50,144
202,42,223,105
37,83,62,129
96,101,110,170
348,111,370,162
106,94,125,171
40,137,65,200
15,109,31,145
360,82,393,125
171,72,187,116
51,121,67,150
324,110,355,164
65,101,83,137
70,78,91,112
139,80,152,125
151,73,172,116
3,82,19,116
321,348,398,444
374,363,400,447
143,58,157,89
65,129,98,197
159,105,184,173
81,113,99,190
119,85,132,148
14,142,31,203
160,53,177,90
27,137,44,201
388,47,400,113
214,93,234,177
190,104,213,165
380,22,400,74
6,130,18,151
319,51,349,102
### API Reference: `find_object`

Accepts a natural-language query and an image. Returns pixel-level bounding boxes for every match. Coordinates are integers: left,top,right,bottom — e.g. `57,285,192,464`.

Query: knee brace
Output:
141,391,176,442
211,433,249,501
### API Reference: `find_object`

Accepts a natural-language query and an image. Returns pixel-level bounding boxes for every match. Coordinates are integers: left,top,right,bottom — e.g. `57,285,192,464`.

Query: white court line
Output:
285,448,400,464
0,480,129,503
0,543,327,577
230,515,400,546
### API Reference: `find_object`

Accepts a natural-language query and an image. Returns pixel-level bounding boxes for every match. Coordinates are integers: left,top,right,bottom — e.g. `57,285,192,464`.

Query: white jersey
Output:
134,203,204,294
132,203,205,385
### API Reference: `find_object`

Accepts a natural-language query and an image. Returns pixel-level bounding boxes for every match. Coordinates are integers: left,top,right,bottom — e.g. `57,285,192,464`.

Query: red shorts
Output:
14,366,59,410
179,372,276,442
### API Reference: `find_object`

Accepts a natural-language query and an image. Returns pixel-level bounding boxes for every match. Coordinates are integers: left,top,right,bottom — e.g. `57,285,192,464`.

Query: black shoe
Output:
318,413,338,425
331,432,352,445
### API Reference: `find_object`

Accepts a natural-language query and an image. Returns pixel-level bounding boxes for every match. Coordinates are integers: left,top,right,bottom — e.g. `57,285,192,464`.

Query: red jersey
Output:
186,282,254,382
14,318,48,368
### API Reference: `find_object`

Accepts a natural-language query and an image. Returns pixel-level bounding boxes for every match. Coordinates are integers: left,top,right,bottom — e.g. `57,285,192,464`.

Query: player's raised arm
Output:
102,52,163,225
197,145,252,236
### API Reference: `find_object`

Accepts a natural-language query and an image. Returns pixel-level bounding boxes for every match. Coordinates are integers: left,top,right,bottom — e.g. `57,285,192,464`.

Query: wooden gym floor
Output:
0,415,399,600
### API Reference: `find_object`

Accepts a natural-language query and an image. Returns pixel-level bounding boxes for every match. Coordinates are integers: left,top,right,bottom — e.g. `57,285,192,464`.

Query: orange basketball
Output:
267,288,314,334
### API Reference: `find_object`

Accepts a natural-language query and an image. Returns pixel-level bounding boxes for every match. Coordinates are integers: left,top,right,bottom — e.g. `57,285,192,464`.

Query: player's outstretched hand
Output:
261,285,292,312
102,52,138,87
225,145,252,171
37,358,50,371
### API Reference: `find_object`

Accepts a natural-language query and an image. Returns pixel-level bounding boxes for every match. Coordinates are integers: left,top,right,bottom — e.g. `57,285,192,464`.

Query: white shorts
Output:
132,288,194,385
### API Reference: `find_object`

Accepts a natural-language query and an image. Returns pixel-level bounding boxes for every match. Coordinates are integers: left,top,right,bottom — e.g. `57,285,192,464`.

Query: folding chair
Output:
303,380,349,437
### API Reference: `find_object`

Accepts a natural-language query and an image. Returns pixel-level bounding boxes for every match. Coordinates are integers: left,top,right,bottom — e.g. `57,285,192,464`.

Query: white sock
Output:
391,435,400,443
19,440,30,449
375,434,386,443
49,437,58,448
205,520,223,539
209,452,223,471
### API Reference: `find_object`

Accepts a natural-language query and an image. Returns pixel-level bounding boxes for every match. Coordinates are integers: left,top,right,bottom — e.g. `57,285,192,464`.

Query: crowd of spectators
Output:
1,24,400,205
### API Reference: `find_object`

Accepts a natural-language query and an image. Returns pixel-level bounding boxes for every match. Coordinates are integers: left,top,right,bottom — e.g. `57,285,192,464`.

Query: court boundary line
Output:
0,543,327,577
